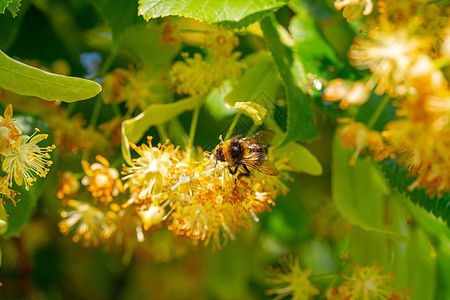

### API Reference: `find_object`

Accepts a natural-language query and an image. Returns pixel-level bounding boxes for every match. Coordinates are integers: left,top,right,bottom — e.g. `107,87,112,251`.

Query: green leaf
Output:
0,0,12,13
349,227,389,266
436,240,450,300
380,158,450,226
0,0,27,50
122,96,203,164
288,1,339,89
0,203,8,234
0,0,20,16
121,22,180,70
3,184,40,238
0,50,102,102
225,52,279,114
138,0,288,26
204,81,236,120
402,195,450,241
260,15,319,145
90,0,140,43
332,136,402,237
404,228,437,300
272,142,322,176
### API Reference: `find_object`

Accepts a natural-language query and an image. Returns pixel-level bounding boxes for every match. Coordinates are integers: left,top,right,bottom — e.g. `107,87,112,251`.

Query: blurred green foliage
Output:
0,0,449,300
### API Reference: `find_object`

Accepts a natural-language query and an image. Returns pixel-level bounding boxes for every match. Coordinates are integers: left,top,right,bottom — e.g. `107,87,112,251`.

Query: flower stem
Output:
156,124,168,141
367,95,390,130
89,97,103,128
111,102,122,117
225,112,242,140
187,103,202,153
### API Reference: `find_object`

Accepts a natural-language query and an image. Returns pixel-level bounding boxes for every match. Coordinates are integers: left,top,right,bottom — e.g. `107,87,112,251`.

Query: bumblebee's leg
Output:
228,166,239,175
237,165,251,180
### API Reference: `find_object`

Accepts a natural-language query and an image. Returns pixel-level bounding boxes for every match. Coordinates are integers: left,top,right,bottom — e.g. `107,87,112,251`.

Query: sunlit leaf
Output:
122,96,203,164
260,15,319,145
225,52,279,114
0,50,102,102
272,142,322,176
138,0,288,27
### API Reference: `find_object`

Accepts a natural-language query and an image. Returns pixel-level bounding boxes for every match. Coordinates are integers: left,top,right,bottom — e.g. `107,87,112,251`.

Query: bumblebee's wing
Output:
242,130,275,148
241,152,280,176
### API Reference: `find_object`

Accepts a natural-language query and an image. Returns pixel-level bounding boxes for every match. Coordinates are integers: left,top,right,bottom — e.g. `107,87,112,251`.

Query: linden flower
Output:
323,79,371,109
383,117,450,196
56,171,80,200
311,200,351,242
326,264,395,300
266,255,319,300
58,200,117,247
137,204,165,230
334,0,373,23
338,119,392,165
170,27,243,96
170,53,215,96
204,27,239,58
108,203,146,249
442,21,450,58
102,66,168,111
122,137,181,207
349,23,432,96
0,104,22,155
165,152,276,249
2,130,55,191
0,176,18,205
81,155,123,203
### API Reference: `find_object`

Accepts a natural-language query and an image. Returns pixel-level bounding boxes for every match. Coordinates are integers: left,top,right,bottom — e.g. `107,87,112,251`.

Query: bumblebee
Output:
213,129,279,177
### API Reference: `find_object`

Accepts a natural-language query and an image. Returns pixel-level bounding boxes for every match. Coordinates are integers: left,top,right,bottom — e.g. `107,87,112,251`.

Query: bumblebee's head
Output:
213,141,225,162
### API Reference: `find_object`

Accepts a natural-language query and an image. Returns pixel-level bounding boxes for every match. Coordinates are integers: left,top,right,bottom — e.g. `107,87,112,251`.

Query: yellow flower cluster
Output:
334,0,374,23
0,92,108,155
170,27,244,96
0,105,55,201
102,66,168,112
326,264,410,300
58,137,285,251
58,156,143,249
327,0,450,196
266,255,319,300
122,138,281,249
